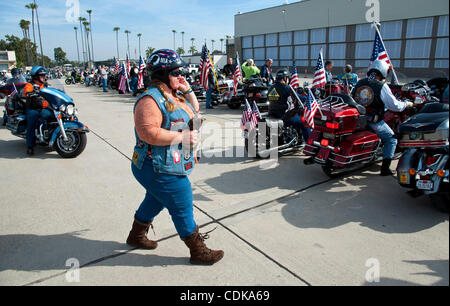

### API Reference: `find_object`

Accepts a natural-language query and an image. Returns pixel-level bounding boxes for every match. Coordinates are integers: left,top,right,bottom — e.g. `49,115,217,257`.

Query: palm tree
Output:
79,17,87,65
25,3,37,63
86,9,94,64
124,30,131,58
176,47,185,55
220,38,224,53
137,33,142,58
74,26,80,64
113,27,120,59
172,30,176,50
33,1,44,66
20,19,32,65
181,31,185,51
189,45,197,55
83,21,92,66
190,37,195,48
145,46,155,59
211,39,215,52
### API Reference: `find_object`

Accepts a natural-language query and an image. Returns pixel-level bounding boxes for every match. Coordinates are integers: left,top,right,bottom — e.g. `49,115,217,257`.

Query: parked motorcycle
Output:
396,102,449,212
2,85,89,158
228,76,269,110
65,75,82,85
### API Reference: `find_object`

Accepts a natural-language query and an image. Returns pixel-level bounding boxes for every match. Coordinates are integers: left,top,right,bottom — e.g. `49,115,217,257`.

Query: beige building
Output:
234,0,449,78
0,51,17,71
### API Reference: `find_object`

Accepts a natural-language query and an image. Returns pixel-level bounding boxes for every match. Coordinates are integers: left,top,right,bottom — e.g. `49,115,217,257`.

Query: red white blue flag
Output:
312,48,326,88
290,63,300,89
137,56,145,90
199,44,212,91
241,100,252,130
303,88,318,129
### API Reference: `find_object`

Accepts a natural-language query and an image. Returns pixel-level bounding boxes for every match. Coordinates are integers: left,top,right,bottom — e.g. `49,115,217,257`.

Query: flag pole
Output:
208,51,222,93
288,84,304,109
372,22,399,85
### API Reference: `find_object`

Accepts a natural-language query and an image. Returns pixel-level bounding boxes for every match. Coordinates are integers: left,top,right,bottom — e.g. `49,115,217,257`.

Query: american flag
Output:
370,28,399,84
126,54,131,78
114,57,120,73
9,83,18,97
312,48,326,88
241,100,252,130
290,63,300,89
233,54,242,96
118,62,128,94
137,55,145,90
250,101,261,130
199,44,212,91
303,88,319,129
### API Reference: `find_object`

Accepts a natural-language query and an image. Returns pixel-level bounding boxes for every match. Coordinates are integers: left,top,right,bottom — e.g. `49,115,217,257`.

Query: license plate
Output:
248,93,253,97
416,180,433,190
323,133,335,140
399,172,408,184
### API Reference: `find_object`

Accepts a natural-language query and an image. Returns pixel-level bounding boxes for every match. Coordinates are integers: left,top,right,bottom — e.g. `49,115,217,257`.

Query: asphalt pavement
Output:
0,78,448,286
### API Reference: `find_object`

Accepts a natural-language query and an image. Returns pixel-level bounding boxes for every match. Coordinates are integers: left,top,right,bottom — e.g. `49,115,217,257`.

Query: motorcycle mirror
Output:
414,96,425,105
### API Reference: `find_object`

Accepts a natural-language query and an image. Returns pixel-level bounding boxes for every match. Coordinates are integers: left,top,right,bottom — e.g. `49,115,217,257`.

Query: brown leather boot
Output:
182,226,224,265
126,219,158,249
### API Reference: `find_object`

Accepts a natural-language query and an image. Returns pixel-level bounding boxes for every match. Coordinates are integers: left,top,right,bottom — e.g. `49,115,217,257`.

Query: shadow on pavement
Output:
0,139,60,160
279,167,449,234
364,259,449,286
0,231,188,275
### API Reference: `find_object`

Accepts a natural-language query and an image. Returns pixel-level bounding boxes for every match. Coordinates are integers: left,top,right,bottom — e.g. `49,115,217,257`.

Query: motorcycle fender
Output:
49,121,89,146
425,154,449,195
396,149,419,187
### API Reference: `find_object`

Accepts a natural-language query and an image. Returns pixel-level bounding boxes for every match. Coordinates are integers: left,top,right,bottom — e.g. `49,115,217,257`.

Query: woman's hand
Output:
177,77,191,93
182,130,198,145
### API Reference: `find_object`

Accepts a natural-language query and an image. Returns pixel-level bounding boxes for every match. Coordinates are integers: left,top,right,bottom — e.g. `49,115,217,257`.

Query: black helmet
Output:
30,66,48,78
11,68,21,77
146,49,186,74
276,69,290,81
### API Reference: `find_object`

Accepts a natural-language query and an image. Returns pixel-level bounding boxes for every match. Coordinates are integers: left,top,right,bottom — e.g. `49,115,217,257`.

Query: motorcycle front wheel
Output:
65,79,72,85
54,131,87,158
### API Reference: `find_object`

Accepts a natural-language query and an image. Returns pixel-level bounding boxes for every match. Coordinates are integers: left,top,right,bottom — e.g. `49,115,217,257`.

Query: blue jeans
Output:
206,86,213,108
130,77,138,94
25,108,53,149
102,78,108,91
131,157,197,238
369,120,397,159
285,113,311,142
85,77,89,86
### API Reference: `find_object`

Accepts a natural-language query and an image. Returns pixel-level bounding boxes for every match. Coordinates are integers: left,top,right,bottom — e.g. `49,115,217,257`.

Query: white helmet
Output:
368,60,390,79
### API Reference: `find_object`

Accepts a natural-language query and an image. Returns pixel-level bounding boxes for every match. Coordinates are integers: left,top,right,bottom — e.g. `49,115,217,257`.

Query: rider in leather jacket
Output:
353,60,414,176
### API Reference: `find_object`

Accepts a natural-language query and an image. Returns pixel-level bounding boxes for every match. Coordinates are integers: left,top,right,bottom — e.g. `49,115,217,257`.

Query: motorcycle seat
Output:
330,94,367,115
418,102,449,114
399,111,449,133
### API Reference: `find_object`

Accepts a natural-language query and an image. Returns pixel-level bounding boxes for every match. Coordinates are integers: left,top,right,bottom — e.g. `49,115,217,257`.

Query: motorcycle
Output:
228,76,269,111
302,85,428,177
2,84,89,158
65,75,82,85
396,102,449,212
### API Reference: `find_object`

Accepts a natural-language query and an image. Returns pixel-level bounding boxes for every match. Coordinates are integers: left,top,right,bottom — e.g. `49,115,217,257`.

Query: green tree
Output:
0,35,37,68
176,47,185,55
189,45,197,55
25,3,37,63
145,46,155,59
54,47,67,65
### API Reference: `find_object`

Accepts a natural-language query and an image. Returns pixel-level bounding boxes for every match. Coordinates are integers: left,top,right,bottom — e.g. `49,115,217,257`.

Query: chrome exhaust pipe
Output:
257,137,298,156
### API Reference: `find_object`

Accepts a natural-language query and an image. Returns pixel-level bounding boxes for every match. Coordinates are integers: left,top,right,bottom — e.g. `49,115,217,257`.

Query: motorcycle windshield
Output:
39,87,73,108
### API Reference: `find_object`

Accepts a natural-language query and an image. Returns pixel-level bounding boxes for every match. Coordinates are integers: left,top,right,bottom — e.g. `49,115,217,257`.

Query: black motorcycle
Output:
228,76,269,110
396,102,449,212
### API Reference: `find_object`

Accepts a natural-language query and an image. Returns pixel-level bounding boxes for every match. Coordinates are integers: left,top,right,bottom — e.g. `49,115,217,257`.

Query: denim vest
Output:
132,86,196,176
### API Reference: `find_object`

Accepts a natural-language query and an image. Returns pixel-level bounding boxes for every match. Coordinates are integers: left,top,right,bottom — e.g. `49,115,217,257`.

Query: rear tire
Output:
54,131,87,158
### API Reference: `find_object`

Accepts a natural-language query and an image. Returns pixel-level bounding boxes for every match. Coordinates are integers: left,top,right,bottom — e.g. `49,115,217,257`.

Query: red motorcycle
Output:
302,81,432,177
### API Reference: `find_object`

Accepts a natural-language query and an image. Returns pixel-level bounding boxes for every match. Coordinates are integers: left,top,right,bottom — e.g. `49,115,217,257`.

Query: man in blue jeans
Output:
205,67,215,109
353,60,413,176
100,65,108,92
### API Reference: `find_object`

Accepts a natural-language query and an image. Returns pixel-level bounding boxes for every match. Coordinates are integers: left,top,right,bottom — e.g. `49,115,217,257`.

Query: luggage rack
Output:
318,95,349,111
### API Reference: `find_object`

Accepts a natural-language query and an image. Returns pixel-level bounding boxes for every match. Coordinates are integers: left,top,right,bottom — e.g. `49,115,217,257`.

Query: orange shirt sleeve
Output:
23,83,34,97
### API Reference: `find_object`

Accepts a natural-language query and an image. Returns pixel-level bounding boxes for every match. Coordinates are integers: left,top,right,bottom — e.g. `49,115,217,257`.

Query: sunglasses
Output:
169,69,184,77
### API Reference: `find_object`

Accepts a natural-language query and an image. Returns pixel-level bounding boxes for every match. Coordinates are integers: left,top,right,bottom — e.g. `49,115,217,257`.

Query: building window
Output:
280,46,292,60
404,60,429,68
406,17,433,38
310,28,326,43
380,20,402,40
435,38,449,58
253,35,264,48
294,45,308,59
294,30,308,44
383,40,401,59
280,60,293,67
435,60,449,68
355,60,369,67
295,60,309,67
437,15,449,37
254,48,265,60
355,42,373,59
405,39,431,58
242,48,252,60
255,61,265,67
265,34,277,46
279,32,292,46
355,24,375,41
310,45,326,60
329,26,346,43
242,36,252,48
266,47,278,60
329,44,346,59
330,60,346,67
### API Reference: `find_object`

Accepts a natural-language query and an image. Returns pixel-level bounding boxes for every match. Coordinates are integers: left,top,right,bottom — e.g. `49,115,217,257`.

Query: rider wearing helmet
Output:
268,68,310,141
6,68,27,85
127,49,224,265
23,66,52,155
353,60,414,176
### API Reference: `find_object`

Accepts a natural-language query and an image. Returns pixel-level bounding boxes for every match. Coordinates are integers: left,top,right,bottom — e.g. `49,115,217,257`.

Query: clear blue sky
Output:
0,0,291,61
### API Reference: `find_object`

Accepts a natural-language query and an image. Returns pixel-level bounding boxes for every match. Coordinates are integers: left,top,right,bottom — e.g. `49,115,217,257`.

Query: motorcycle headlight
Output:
59,105,66,112
409,132,423,140
66,104,75,116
